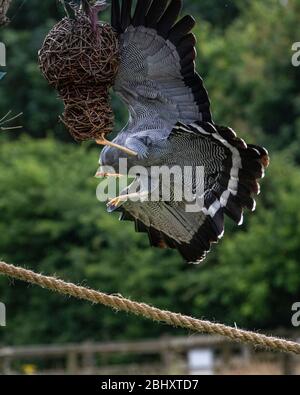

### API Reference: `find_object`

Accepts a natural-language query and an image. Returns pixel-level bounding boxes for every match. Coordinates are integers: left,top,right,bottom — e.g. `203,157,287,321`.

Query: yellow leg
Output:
96,135,138,157
95,171,125,178
107,192,148,208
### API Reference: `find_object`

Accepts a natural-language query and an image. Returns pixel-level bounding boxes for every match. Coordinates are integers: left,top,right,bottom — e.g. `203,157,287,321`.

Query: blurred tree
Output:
0,0,299,347
0,0,126,140
187,153,300,329
196,0,300,154
0,138,299,346
185,0,246,27
6,0,62,29
0,137,181,344
4,0,296,145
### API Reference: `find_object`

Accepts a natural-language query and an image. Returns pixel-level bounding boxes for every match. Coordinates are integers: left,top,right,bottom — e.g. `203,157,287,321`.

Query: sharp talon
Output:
107,192,148,208
96,135,138,157
107,196,124,208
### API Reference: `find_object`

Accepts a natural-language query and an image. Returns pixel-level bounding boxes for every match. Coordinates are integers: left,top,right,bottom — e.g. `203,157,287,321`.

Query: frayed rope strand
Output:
0,261,299,354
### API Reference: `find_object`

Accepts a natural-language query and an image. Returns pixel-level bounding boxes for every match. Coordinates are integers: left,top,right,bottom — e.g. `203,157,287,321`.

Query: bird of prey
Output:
97,0,269,263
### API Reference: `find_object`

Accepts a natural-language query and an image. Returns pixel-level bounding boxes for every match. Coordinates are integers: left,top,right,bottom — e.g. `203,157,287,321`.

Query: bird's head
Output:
100,145,116,166
98,145,122,177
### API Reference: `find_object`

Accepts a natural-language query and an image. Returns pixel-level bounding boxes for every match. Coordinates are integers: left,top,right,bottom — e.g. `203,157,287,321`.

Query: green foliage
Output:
0,139,300,346
2,0,299,151
195,0,300,153
193,154,300,328
0,1,112,140
0,137,180,344
0,0,299,345
184,0,245,27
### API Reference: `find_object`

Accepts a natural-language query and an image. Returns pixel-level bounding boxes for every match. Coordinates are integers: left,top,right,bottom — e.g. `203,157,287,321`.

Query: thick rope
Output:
0,261,299,355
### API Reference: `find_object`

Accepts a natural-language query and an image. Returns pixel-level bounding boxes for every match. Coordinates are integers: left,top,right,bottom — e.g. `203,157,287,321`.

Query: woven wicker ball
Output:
38,13,119,141
60,86,114,141
39,15,119,88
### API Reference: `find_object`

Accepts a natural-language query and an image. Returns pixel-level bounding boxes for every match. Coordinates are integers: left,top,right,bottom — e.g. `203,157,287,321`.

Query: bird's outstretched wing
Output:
105,1,269,263
117,122,269,263
111,0,212,126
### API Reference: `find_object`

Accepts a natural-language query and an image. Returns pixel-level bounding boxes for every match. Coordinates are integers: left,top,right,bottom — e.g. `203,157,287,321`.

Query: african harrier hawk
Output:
97,0,269,263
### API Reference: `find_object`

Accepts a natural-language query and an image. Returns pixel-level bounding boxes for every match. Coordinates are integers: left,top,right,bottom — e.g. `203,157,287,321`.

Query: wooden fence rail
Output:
1,333,300,375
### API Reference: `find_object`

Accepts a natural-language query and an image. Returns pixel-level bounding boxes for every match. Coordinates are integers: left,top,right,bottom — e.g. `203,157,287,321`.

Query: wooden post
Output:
241,345,251,364
66,351,78,375
82,342,96,374
281,354,295,375
160,336,186,375
2,356,12,374
222,343,232,366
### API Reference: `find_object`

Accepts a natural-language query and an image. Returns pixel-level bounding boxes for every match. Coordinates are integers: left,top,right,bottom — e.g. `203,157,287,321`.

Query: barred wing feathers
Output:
109,0,269,263
119,122,269,263
111,0,212,125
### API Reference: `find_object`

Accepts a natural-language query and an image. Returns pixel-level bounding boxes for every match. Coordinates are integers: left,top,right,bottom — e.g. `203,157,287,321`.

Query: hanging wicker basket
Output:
38,13,119,141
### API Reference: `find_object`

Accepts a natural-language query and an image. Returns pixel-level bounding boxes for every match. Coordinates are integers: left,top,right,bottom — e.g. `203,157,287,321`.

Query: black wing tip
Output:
111,0,212,121
156,0,183,38
215,124,269,224
111,0,121,31
148,211,224,264
132,0,152,27
120,204,221,264
172,214,224,264
170,122,268,227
